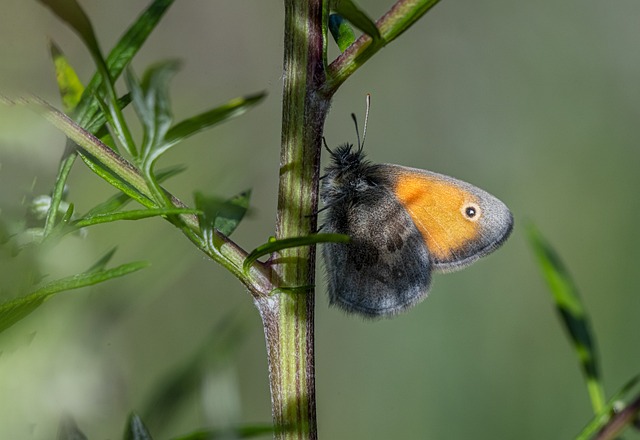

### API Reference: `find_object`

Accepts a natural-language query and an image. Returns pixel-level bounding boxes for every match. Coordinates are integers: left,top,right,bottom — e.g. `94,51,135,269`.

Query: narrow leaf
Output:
123,413,153,440
243,233,350,272
74,208,200,229
38,0,101,56
0,261,148,334
329,14,356,52
527,223,606,413
73,0,175,125
83,165,186,217
332,0,381,42
50,41,85,113
164,92,266,147
87,248,118,273
195,190,251,242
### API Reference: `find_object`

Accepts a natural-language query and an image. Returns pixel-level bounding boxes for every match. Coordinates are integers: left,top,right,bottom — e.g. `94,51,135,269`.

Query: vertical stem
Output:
256,0,330,439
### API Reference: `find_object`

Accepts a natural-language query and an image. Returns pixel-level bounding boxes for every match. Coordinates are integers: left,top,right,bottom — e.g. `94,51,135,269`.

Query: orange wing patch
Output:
393,173,481,261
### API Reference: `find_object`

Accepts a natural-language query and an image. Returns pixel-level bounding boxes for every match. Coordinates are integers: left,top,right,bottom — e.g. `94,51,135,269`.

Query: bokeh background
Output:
1,0,639,439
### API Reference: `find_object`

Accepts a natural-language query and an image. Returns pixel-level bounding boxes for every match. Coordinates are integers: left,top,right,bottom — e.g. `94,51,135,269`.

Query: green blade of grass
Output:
0,260,148,334
243,233,350,272
527,223,606,413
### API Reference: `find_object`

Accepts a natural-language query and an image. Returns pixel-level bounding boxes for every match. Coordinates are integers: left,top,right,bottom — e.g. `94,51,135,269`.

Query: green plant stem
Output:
256,1,329,439
323,0,441,94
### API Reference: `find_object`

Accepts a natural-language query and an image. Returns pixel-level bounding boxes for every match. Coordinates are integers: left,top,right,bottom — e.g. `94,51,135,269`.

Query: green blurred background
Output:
1,0,639,439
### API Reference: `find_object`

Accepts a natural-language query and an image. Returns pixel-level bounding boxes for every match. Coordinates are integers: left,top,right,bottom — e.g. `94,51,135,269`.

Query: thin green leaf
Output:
195,190,251,244
527,223,606,413
170,424,275,440
56,415,88,440
577,375,640,440
164,92,266,147
83,165,186,217
38,0,137,156
23,96,155,206
77,150,155,209
42,0,175,237
38,0,101,56
0,260,148,334
325,0,441,93
136,61,181,159
243,233,350,272
85,93,133,143
87,248,118,273
73,208,200,229
332,0,381,42
123,413,153,440
49,41,84,113
329,14,356,52
73,0,175,126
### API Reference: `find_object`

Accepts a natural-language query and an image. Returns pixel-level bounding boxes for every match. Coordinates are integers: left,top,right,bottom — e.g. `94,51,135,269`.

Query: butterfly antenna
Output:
361,93,370,151
322,136,333,155
350,113,361,153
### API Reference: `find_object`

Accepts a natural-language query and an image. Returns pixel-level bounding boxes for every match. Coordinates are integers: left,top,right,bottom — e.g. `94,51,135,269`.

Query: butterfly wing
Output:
388,165,513,272
323,181,432,317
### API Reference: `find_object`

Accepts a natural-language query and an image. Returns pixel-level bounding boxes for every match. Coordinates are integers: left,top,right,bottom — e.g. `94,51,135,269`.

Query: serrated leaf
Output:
164,92,266,147
329,14,356,52
527,223,606,413
123,413,153,440
0,260,148,334
243,233,350,272
50,41,84,113
195,190,251,242
56,415,88,440
332,0,381,42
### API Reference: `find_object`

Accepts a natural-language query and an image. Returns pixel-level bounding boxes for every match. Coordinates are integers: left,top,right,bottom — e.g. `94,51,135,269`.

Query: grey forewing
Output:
323,181,431,317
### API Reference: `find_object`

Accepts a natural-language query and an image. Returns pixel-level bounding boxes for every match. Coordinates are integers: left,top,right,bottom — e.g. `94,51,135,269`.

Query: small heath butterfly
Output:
321,98,513,317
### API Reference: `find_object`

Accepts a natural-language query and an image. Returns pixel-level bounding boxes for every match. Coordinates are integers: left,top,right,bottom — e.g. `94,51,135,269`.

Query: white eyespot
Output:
461,202,481,222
